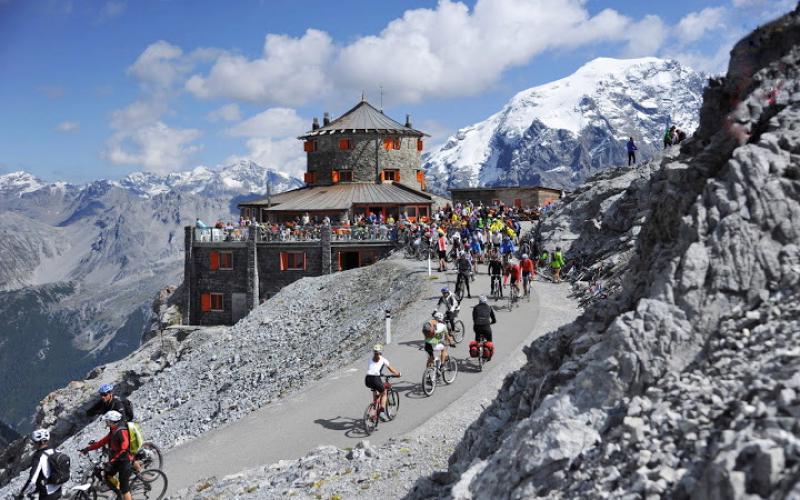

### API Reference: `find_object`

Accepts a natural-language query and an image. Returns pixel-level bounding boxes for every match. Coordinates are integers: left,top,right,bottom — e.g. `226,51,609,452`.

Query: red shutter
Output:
339,138,350,150
383,138,392,150
303,252,307,270
304,172,315,184
395,171,400,183
304,141,314,152
331,171,339,183
417,139,424,151
379,171,385,182
201,293,211,312
280,252,288,271
210,251,219,270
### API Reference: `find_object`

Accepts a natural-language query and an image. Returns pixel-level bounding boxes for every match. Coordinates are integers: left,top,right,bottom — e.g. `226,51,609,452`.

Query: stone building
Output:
449,186,564,209
239,98,434,223
184,99,434,326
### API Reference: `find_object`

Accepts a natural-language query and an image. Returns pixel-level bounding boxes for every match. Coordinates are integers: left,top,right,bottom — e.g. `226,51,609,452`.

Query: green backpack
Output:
127,422,144,454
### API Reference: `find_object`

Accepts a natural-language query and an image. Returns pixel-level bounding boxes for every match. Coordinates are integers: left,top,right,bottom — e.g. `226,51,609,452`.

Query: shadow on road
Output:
400,339,425,350
456,357,482,374
313,416,371,438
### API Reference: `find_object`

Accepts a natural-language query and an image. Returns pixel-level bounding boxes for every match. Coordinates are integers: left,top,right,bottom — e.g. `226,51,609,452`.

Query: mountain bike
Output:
473,336,492,371
455,272,469,301
446,307,465,344
363,374,400,435
421,355,458,396
490,274,502,300
135,442,163,471
72,448,168,500
522,273,532,302
507,282,520,310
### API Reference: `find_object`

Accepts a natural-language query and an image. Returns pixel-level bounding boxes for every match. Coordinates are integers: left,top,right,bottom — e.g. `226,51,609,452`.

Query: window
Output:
416,170,426,191
381,169,399,182
417,139,424,151
383,137,401,150
304,172,316,184
338,138,352,150
303,140,317,152
201,292,224,312
491,199,501,206
331,170,339,184
219,251,233,270
338,170,353,182
280,252,306,271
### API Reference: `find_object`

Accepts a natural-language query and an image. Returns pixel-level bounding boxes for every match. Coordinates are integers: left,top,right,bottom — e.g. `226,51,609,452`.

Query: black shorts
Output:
438,250,447,259
473,324,492,343
106,459,132,494
365,375,384,393
424,343,434,357
511,276,519,285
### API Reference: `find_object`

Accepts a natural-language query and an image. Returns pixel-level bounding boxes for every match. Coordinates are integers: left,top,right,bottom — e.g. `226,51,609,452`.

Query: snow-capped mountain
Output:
0,162,299,433
118,160,302,198
424,57,706,191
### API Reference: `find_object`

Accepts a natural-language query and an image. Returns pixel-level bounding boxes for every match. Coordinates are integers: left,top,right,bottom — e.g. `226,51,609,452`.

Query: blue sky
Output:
0,0,792,182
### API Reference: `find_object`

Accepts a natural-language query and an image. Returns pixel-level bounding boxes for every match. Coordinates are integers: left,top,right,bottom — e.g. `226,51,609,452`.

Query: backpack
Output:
127,422,144,454
46,450,71,485
422,320,436,339
121,398,135,422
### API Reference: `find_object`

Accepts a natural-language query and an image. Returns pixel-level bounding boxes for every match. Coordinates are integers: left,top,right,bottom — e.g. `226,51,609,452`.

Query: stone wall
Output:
451,187,563,208
190,243,251,326
256,243,324,300
306,133,423,189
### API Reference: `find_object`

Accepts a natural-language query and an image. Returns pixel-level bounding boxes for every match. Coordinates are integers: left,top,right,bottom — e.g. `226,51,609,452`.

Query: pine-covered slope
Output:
423,57,705,192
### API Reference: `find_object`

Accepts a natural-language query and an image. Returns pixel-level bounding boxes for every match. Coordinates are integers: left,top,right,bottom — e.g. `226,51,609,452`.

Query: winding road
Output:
165,254,579,493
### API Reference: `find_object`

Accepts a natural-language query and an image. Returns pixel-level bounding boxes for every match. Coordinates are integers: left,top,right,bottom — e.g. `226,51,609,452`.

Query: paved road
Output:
165,257,578,493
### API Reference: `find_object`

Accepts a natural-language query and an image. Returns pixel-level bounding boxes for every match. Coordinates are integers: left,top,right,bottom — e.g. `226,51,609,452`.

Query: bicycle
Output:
455,272,469,301
363,374,400,435
421,355,458,396
135,442,163,471
72,448,168,500
522,273,532,302
490,274,502,300
508,282,519,310
474,336,492,371
446,307,465,344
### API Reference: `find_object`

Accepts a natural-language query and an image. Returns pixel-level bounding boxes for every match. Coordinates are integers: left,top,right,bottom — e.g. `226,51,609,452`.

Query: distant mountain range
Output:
0,161,301,432
423,57,706,192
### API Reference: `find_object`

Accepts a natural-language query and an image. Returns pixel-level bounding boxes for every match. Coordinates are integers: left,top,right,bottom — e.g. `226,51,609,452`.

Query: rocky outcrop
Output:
410,7,800,499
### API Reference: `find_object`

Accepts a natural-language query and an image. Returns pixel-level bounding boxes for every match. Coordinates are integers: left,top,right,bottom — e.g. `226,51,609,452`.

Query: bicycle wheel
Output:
131,468,168,500
73,489,97,500
385,389,399,420
453,320,465,344
455,280,464,301
478,348,485,371
363,403,378,434
442,357,458,384
137,442,164,470
422,367,436,396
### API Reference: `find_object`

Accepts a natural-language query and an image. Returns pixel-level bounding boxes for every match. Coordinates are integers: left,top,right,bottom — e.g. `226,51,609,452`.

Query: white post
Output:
384,310,392,345
428,254,432,276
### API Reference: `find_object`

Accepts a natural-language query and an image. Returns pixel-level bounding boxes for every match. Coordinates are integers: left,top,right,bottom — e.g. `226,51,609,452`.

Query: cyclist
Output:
79,411,133,500
500,235,515,264
423,314,449,368
520,253,535,294
17,429,62,500
451,229,462,253
365,344,400,420
86,384,129,420
472,296,497,360
488,255,504,298
539,248,550,269
506,259,522,299
437,288,459,345
455,252,473,299
551,246,565,283
436,229,448,272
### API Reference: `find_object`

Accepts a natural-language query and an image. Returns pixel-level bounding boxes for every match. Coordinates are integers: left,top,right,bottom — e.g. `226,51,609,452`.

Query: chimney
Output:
312,117,319,130
323,112,330,126
405,114,412,128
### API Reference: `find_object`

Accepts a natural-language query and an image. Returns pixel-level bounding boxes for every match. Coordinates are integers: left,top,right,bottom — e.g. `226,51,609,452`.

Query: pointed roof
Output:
241,181,433,211
299,100,428,139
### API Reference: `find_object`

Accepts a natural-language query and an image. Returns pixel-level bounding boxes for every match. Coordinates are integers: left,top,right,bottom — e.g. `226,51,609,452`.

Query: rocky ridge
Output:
408,7,800,499
0,256,425,494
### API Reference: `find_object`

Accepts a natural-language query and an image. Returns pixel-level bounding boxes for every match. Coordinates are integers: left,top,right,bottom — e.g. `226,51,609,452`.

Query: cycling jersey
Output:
85,425,132,463
488,260,503,276
367,355,391,375
438,293,458,312
507,264,521,282
425,322,447,345
520,258,535,274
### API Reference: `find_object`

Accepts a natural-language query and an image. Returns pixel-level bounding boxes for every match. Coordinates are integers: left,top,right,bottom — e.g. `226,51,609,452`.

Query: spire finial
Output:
361,90,366,102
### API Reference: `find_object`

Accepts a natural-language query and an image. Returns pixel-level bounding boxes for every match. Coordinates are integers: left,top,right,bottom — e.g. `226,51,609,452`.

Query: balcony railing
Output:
194,227,250,242
194,225,397,244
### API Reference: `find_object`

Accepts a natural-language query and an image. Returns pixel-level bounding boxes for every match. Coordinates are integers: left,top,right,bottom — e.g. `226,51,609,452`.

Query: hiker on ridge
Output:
627,137,638,166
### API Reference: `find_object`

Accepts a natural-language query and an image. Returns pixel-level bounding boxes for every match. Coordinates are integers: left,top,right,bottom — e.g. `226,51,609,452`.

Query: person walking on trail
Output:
627,137,638,165
17,429,64,500
551,247,565,283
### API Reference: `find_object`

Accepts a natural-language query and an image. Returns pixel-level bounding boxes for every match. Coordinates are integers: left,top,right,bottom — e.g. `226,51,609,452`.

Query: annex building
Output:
183,99,434,326
449,186,564,209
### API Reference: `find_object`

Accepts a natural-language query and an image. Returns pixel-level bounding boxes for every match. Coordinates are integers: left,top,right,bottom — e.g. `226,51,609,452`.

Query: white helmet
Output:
372,343,383,353
433,311,445,321
102,410,123,423
522,253,529,259
31,429,50,443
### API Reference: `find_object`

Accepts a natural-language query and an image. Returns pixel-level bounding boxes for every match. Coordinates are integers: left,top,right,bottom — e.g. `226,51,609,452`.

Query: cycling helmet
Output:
433,311,445,321
522,253,529,259
479,295,488,304
102,410,123,423
441,287,449,293
372,343,383,353
98,383,114,395
31,429,50,443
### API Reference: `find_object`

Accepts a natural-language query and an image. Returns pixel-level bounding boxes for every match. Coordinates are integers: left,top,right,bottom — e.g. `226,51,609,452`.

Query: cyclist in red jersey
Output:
507,260,522,296
520,253,535,296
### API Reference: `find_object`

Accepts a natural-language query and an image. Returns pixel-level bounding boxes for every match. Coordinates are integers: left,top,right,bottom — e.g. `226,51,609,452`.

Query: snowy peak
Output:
0,171,46,195
424,57,706,191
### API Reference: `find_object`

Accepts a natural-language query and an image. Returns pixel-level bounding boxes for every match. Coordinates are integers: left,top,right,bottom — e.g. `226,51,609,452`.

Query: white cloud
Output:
184,0,672,106
99,0,126,21
127,41,221,92
105,122,202,174
55,121,79,132
676,7,726,43
186,29,334,105
227,108,306,138
225,137,306,178
206,103,241,122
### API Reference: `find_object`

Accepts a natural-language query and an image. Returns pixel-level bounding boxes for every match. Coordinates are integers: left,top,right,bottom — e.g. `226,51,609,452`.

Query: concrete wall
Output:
189,243,251,326
306,133,424,190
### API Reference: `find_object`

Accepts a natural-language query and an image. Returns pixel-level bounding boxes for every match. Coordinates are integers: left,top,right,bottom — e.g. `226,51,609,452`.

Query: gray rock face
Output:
410,7,800,499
